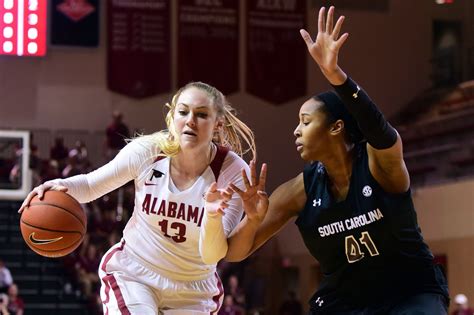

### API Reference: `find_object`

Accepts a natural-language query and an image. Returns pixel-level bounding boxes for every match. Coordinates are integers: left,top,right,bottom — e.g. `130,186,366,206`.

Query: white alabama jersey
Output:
123,145,239,281
48,138,248,282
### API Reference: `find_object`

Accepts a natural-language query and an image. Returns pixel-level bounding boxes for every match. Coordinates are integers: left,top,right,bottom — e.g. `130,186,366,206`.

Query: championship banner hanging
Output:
246,0,306,104
177,0,239,95
51,0,99,47
107,0,171,98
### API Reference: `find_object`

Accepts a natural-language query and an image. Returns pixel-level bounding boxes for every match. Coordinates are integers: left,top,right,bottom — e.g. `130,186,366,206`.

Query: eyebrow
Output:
177,103,210,110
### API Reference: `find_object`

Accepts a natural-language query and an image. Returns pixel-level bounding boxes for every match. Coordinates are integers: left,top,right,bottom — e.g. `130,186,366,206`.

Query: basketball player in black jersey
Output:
225,6,449,314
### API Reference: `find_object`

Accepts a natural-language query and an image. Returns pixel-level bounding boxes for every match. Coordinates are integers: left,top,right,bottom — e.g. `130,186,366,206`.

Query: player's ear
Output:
215,117,224,130
330,119,344,136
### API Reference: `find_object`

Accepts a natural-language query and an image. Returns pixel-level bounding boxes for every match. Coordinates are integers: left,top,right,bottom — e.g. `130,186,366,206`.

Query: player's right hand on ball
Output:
18,183,68,213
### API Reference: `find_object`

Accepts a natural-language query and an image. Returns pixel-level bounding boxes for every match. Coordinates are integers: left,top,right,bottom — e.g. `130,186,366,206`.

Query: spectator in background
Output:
6,284,23,315
39,160,61,182
62,151,82,178
8,144,22,187
0,260,12,294
452,294,474,315
76,242,100,298
68,140,90,172
28,133,40,170
105,110,130,160
0,293,9,315
28,133,42,187
279,291,303,315
225,275,246,313
50,137,69,169
219,295,243,315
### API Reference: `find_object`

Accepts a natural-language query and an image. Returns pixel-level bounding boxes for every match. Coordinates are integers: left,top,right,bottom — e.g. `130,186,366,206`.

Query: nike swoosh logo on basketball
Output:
29,232,63,245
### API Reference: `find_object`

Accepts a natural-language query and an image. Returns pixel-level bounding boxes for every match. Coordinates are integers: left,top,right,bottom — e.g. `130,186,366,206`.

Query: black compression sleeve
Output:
332,77,398,149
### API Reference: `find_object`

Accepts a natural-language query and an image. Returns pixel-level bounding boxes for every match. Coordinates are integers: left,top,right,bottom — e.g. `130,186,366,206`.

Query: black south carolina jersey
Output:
295,143,448,313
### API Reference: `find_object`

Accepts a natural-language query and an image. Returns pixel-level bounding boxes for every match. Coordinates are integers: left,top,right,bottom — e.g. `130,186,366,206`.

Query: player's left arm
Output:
332,77,410,194
366,133,410,193
300,6,409,194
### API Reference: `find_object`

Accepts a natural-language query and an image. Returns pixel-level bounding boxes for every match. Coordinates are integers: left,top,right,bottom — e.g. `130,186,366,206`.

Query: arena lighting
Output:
435,0,454,4
0,0,47,56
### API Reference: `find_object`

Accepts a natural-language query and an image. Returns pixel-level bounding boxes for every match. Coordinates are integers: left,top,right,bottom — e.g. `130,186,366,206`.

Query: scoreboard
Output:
0,0,46,56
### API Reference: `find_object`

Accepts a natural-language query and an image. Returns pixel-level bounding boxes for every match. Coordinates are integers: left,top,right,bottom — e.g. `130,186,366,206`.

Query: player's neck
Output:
170,143,214,184
323,144,355,200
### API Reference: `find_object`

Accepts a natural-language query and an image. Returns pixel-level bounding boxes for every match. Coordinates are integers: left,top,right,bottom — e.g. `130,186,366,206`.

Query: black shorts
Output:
309,292,448,315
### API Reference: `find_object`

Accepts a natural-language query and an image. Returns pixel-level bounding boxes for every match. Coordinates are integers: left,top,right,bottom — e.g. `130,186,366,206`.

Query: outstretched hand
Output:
204,182,233,218
230,161,268,223
300,6,348,78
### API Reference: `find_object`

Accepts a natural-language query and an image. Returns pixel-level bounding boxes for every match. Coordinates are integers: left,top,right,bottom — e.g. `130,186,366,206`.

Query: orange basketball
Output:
20,190,87,258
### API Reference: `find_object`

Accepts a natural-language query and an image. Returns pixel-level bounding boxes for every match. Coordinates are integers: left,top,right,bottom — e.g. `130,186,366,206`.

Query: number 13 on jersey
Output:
158,219,187,243
345,231,379,263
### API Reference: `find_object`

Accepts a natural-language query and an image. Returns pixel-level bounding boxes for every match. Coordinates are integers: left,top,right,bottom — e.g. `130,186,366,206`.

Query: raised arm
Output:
300,6,409,193
225,171,306,262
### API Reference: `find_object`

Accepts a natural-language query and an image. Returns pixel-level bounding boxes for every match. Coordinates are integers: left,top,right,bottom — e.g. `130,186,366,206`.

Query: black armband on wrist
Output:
332,77,397,149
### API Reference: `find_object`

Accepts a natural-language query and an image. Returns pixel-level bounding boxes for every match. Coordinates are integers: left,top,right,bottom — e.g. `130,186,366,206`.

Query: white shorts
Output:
99,240,224,315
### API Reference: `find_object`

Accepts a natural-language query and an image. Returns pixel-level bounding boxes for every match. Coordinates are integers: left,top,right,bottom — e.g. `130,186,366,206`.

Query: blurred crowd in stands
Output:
0,259,24,315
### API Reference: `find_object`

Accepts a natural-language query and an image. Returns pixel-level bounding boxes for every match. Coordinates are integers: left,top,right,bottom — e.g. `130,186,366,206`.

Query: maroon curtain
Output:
246,0,306,104
107,0,171,98
177,0,239,94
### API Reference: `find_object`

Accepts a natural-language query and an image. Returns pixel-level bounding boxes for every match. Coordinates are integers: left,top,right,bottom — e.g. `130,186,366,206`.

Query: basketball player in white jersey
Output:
19,82,263,315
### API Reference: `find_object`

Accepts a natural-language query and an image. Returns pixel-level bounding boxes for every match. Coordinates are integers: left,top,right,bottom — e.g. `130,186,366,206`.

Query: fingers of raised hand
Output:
250,160,258,187
299,29,313,48
258,163,267,191
242,168,251,189
335,32,349,50
229,183,244,196
318,6,326,33
224,186,234,195
326,6,334,34
332,15,345,40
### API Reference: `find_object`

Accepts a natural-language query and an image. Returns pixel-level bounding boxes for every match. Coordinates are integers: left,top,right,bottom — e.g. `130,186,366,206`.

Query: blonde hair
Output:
138,82,256,160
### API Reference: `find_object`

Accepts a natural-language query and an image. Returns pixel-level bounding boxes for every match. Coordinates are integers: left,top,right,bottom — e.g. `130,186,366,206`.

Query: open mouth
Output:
183,130,197,136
